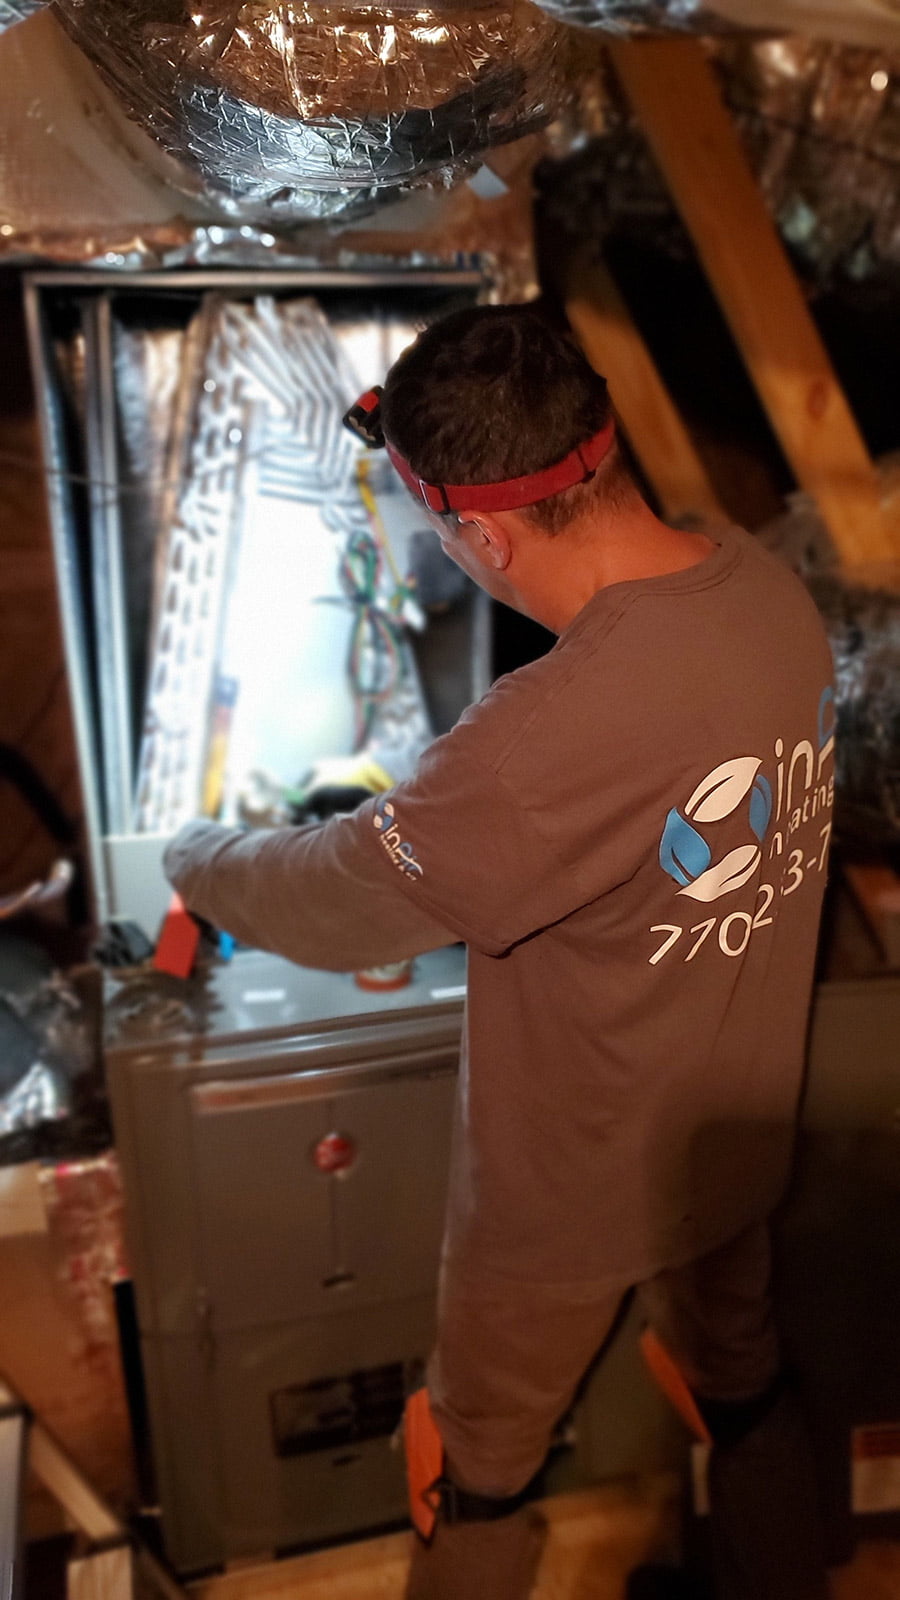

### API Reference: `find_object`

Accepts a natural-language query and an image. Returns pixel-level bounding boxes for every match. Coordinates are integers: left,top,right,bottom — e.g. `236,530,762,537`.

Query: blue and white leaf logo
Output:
659,757,772,903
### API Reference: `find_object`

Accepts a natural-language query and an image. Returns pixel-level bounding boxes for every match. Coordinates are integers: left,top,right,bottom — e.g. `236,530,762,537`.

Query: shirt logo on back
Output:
658,757,772,903
649,687,835,969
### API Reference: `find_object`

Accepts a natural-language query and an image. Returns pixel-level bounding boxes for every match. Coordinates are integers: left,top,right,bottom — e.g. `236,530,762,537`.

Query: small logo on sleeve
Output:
373,796,424,881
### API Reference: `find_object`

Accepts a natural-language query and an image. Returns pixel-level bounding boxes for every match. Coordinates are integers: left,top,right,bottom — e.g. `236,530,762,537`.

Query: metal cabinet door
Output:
187,1055,456,1332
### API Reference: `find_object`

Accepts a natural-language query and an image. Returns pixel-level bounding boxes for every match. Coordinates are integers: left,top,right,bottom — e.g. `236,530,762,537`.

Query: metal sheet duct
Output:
0,0,47,33
51,1,571,223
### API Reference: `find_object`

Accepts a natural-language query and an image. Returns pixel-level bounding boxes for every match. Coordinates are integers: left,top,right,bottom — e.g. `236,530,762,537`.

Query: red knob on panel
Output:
312,1133,357,1174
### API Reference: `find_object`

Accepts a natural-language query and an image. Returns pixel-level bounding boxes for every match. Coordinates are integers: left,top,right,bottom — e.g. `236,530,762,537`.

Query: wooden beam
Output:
608,37,897,569
28,1423,124,1545
68,1547,133,1600
564,246,726,526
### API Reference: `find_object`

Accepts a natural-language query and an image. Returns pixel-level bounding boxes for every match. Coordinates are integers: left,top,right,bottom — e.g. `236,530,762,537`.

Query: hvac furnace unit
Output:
104,947,465,1570
102,946,683,1572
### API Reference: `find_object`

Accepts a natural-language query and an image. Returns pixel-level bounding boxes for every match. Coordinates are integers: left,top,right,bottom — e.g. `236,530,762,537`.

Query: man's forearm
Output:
164,815,455,972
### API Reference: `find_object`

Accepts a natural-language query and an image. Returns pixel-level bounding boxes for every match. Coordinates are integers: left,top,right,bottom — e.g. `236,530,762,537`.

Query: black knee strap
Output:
697,1370,788,1449
436,1475,534,1525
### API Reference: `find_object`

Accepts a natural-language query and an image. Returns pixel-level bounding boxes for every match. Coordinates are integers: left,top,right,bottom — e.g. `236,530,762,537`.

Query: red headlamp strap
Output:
384,420,616,514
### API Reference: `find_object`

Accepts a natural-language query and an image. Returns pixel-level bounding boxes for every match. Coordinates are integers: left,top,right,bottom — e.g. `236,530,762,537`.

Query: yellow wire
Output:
355,455,406,593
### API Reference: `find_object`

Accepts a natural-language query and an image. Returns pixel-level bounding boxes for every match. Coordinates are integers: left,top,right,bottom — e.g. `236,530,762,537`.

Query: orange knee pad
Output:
639,1328,713,1445
404,1387,445,1541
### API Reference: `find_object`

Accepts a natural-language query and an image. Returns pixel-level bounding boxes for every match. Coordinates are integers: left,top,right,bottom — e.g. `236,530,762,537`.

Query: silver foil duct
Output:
51,1,571,224
527,0,723,31
806,571,900,848
758,460,900,847
531,0,900,46
721,37,900,277
529,33,900,281
0,0,47,33
712,3,900,51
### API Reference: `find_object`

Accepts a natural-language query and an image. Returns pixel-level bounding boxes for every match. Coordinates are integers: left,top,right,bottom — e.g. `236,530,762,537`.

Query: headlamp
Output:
342,388,615,514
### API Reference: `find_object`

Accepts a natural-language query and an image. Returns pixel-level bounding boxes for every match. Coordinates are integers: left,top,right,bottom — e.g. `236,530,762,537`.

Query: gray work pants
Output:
405,1224,828,1600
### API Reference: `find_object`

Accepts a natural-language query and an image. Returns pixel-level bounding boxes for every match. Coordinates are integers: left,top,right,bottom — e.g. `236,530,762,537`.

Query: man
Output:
165,303,834,1600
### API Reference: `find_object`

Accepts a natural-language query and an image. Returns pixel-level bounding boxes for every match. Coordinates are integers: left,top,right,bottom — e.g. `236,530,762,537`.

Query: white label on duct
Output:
467,164,509,200
242,989,287,1004
430,985,466,1000
851,1425,900,1513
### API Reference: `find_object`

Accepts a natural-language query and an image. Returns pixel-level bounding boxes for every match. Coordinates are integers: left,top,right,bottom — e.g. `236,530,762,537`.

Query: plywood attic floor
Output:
192,1482,679,1600
1,1168,900,1598
188,1528,900,1600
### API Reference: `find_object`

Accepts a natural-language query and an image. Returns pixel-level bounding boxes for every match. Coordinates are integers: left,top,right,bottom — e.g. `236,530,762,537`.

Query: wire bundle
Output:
334,529,410,748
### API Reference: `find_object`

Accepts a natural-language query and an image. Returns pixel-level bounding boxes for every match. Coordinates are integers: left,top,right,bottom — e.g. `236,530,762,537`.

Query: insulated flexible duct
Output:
723,37,900,277
51,1,572,223
530,0,900,48
759,462,900,848
527,0,722,30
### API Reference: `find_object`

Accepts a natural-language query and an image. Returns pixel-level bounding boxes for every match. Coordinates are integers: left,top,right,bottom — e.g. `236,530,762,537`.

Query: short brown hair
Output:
380,302,634,534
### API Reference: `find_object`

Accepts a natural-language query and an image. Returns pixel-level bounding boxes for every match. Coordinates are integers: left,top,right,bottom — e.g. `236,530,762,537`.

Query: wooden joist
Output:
608,37,898,570
564,246,726,526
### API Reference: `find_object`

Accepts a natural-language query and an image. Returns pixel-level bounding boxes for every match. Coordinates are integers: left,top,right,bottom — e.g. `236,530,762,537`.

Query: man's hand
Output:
158,808,454,973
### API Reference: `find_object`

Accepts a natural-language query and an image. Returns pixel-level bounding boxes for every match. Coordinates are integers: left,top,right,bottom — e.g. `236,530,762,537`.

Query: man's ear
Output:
458,510,512,571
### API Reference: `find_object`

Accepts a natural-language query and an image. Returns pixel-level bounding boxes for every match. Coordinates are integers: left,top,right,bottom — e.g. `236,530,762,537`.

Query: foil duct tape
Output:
52,1,571,222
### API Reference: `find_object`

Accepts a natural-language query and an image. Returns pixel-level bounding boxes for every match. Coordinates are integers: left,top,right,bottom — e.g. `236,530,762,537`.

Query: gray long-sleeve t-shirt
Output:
165,524,835,1290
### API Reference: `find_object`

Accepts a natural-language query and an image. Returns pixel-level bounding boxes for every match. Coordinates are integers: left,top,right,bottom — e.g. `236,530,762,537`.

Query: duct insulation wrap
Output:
808,572,900,850
51,1,572,224
531,0,900,47
759,462,900,849
531,36,900,280
0,0,47,33
527,0,724,30
723,38,900,277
